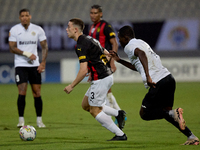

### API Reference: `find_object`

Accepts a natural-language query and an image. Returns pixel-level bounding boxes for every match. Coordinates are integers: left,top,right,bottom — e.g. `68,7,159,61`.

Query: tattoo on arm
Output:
40,40,48,63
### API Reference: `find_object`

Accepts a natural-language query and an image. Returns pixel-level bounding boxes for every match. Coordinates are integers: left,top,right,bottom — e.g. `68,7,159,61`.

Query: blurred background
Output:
0,0,200,83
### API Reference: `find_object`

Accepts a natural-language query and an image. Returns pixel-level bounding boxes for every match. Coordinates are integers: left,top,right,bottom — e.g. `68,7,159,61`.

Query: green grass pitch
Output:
0,82,199,150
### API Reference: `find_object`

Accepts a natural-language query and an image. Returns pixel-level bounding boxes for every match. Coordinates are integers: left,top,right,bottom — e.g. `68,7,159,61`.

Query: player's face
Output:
90,8,102,24
118,33,127,48
66,21,76,38
19,11,31,26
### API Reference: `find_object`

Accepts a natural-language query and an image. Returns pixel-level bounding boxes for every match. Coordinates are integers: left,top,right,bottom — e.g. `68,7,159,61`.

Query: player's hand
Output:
109,50,120,62
146,76,156,88
37,62,45,73
23,51,37,60
64,84,73,94
29,54,37,61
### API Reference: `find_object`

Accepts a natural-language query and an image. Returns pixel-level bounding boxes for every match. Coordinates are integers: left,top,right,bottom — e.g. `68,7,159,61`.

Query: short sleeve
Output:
76,45,88,63
38,27,47,42
8,28,17,42
104,23,116,40
124,44,136,58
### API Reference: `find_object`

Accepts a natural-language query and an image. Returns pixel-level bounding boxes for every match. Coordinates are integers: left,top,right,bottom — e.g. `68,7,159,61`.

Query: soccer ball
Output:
19,125,36,141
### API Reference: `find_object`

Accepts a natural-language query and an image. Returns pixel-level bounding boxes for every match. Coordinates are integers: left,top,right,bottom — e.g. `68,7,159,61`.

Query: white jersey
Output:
9,23,47,67
124,38,170,88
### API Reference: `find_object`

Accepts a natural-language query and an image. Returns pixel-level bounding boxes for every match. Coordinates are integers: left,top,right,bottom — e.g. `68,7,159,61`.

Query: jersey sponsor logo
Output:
19,41,37,45
109,32,116,36
77,48,81,51
31,32,36,36
79,56,86,60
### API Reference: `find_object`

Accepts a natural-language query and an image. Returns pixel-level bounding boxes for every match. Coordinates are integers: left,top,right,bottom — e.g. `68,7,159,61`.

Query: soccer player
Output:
9,8,48,128
109,25,199,145
89,5,122,114
64,18,127,141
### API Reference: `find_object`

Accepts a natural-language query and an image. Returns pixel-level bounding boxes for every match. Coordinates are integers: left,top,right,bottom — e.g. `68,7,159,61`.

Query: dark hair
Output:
19,8,30,15
69,18,85,31
118,26,135,38
91,4,102,12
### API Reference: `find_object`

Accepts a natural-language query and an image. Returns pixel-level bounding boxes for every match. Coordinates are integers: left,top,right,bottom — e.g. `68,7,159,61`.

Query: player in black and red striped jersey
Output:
64,18,127,141
89,5,124,123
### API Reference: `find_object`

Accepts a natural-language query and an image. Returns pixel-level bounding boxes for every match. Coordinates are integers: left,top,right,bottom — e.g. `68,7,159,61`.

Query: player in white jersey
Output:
9,8,48,128
110,25,199,145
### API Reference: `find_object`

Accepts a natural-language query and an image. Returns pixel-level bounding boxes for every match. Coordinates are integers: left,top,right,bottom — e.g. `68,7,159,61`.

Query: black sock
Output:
17,95,26,117
164,110,192,137
34,97,43,117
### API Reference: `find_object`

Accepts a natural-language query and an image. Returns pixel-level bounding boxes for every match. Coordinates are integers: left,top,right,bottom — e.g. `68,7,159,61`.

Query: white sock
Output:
168,110,174,118
188,133,197,139
37,117,42,122
95,111,124,136
19,117,24,122
103,105,118,117
107,93,121,110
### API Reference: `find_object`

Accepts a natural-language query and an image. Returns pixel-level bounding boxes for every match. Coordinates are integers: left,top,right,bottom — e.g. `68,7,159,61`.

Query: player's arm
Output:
109,50,137,71
134,48,156,88
103,49,111,61
37,40,48,73
9,41,36,60
109,37,118,72
64,62,88,94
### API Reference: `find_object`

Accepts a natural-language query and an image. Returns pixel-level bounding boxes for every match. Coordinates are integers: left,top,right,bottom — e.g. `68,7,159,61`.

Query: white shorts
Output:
85,74,113,107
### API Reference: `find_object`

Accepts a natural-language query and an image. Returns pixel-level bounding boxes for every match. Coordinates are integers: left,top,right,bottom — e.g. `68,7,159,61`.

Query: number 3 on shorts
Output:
90,92,95,99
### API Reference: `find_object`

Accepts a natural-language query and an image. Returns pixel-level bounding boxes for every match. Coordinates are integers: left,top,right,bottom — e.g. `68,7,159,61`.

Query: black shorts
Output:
142,74,176,109
15,67,41,85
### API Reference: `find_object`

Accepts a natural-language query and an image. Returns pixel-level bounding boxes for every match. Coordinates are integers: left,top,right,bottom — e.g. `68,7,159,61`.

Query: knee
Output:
32,90,41,97
19,91,26,95
82,103,90,112
81,97,90,112
139,108,149,121
89,106,102,118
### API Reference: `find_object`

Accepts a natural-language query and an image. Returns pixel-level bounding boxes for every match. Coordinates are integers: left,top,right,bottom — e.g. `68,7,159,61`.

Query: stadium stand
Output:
0,0,200,23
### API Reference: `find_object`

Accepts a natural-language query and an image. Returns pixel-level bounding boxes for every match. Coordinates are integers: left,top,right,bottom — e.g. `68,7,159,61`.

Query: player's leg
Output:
141,74,199,145
88,75,127,140
15,67,29,128
107,88,120,110
82,96,90,112
102,105,126,130
17,83,28,127
164,108,199,145
90,106,127,141
29,67,45,128
162,75,199,145
82,89,90,112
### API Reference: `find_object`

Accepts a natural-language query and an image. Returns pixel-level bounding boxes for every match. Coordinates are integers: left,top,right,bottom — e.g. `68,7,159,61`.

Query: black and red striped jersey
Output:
76,34,112,81
89,20,116,51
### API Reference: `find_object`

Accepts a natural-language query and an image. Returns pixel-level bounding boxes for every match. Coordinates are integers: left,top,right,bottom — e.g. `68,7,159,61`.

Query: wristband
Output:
23,51,32,58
